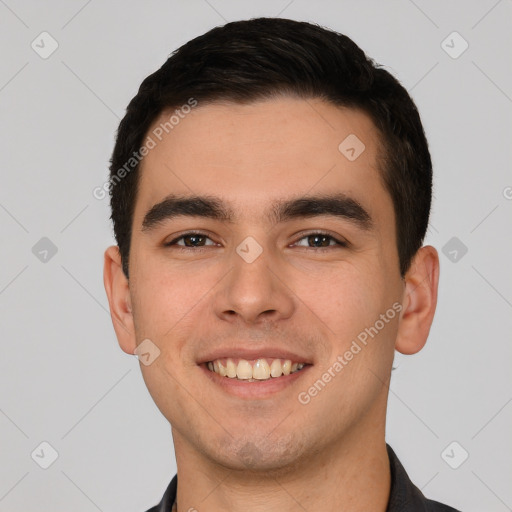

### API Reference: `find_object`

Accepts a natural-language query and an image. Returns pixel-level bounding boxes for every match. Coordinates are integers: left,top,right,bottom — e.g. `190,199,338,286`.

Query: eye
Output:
293,232,348,249
164,232,217,249
164,231,348,250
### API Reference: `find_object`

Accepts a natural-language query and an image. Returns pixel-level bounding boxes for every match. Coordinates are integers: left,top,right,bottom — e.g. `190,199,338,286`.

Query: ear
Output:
395,245,440,355
103,245,137,355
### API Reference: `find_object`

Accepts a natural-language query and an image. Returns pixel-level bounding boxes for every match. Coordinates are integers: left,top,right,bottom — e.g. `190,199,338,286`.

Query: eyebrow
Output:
141,193,373,232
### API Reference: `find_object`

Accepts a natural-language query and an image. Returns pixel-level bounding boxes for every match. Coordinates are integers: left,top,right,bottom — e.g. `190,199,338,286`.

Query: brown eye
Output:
165,232,216,248
294,232,347,249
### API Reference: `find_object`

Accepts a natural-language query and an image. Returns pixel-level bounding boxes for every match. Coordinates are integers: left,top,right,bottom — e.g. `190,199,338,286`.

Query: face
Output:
117,97,407,473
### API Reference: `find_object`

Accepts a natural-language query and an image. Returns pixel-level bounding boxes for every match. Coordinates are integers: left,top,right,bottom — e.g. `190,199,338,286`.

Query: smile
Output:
207,357,308,381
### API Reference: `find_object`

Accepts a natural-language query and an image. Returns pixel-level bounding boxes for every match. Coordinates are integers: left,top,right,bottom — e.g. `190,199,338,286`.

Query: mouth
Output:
200,357,312,398
206,357,308,381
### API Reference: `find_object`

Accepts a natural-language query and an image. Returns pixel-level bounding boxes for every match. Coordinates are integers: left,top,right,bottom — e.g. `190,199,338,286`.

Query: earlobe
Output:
395,245,440,355
103,246,137,355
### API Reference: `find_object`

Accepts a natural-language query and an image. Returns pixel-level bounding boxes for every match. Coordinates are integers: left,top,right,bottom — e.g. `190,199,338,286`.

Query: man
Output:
103,17,459,512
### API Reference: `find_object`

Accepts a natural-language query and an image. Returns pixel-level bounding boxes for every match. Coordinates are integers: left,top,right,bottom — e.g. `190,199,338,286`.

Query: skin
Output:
104,96,439,512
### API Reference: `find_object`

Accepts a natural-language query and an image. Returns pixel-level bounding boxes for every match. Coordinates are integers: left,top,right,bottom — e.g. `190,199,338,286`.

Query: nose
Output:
213,243,295,326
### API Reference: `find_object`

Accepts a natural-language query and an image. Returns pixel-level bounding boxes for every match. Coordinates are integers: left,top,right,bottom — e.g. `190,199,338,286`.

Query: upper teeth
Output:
207,358,305,380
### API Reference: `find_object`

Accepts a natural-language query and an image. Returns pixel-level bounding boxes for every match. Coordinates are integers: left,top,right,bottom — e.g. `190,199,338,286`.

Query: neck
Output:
171,423,391,512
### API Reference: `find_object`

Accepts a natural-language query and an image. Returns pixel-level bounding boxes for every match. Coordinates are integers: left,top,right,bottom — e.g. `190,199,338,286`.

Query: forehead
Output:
135,97,390,224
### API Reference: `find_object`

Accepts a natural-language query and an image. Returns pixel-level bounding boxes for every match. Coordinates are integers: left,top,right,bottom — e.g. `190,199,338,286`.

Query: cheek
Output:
291,261,385,339
132,248,216,323
291,259,398,378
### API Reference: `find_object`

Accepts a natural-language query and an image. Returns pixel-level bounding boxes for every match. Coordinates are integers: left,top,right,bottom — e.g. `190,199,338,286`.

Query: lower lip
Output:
199,364,312,399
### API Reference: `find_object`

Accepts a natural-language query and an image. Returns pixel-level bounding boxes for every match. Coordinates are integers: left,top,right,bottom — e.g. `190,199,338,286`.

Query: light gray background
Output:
1,1,511,511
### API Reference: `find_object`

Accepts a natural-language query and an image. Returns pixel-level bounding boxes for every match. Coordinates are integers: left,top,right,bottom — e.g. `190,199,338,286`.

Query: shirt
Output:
144,443,460,511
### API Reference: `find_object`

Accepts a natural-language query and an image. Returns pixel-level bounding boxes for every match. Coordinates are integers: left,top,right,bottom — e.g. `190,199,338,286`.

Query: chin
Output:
207,432,306,474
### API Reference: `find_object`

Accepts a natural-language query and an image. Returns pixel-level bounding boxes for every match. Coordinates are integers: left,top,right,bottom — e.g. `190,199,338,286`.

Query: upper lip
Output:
197,347,313,365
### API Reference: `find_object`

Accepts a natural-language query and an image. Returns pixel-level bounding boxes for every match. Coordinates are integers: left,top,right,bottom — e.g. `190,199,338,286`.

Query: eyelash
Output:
164,231,348,251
